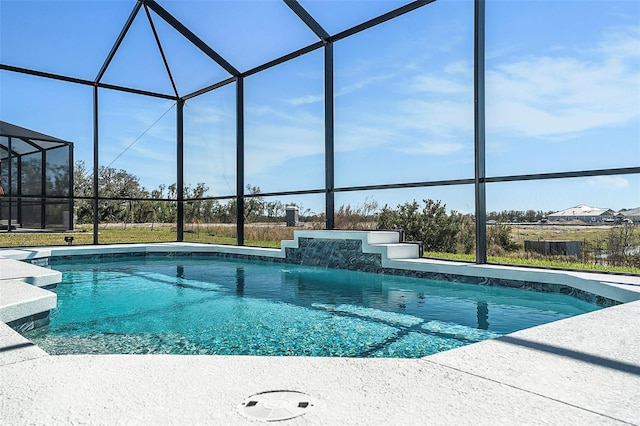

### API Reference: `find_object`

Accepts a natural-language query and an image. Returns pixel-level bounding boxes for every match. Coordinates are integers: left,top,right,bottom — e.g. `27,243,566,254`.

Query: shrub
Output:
377,199,464,253
487,222,519,254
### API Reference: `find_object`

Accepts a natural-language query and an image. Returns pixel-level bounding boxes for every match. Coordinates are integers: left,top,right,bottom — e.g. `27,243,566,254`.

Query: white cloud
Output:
400,141,466,156
287,94,323,106
444,60,471,75
283,72,398,107
486,26,640,140
409,74,468,94
184,104,233,125
244,113,324,176
101,102,177,166
396,99,474,137
336,73,396,97
118,25,638,185
334,123,398,153
588,175,629,188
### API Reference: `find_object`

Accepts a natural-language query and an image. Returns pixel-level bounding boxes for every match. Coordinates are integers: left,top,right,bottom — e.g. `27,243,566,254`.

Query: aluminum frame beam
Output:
6,138,13,232
183,77,236,101
1,65,178,101
142,0,240,77
236,77,245,245
176,100,184,241
324,43,335,229
284,1,330,41
95,2,142,83
40,150,47,229
92,86,99,244
243,42,324,79
68,146,74,231
474,0,487,264
331,0,436,43
485,167,640,183
144,5,180,98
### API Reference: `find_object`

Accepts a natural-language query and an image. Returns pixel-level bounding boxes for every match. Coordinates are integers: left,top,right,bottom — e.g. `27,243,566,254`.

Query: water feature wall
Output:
285,238,382,272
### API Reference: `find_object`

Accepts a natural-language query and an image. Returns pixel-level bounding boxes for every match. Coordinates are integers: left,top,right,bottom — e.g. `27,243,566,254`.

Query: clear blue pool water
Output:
25,255,601,358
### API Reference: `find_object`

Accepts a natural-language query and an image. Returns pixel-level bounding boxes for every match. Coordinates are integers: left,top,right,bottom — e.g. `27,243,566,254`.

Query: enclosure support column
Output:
176,99,184,241
474,0,487,264
68,145,74,230
236,77,245,245
15,151,21,229
6,138,13,233
325,42,335,229
40,150,47,229
92,85,99,244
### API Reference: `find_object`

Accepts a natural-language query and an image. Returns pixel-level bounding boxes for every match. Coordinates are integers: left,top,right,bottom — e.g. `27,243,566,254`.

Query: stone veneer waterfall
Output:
285,237,383,272
300,239,339,267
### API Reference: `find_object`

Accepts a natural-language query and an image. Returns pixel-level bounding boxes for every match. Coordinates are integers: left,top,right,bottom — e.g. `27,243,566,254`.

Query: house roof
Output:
618,207,640,216
548,205,613,217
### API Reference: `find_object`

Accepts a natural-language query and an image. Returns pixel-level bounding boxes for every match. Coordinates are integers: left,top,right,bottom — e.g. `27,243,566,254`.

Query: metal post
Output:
325,42,335,229
41,150,46,229
69,144,74,230
176,99,184,241
236,77,245,245
93,86,99,244
474,0,487,264
6,137,12,232
15,153,21,230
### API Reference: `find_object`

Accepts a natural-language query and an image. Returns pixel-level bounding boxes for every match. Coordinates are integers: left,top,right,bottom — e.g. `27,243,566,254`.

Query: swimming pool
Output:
24,255,601,358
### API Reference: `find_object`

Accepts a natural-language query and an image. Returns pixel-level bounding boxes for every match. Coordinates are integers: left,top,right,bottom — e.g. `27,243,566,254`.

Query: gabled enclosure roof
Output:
0,120,72,158
0,0,433,99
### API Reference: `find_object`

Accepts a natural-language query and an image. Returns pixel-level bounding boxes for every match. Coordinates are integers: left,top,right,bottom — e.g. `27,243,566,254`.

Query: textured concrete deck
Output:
2,301,639,425
1,242,639,424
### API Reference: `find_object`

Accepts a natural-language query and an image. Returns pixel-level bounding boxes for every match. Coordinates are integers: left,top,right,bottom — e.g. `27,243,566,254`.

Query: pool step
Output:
0,279,56,325
0,258,62,287
282,230,421,262
365,231,402,245
374,243,420,260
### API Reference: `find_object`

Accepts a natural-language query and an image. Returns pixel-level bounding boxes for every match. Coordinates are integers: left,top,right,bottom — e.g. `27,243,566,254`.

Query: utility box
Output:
525,240,581,257
285,206,299,227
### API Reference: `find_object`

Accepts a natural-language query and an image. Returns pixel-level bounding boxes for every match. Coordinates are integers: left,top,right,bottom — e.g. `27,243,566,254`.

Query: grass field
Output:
509,224,615,246
1,222,638,274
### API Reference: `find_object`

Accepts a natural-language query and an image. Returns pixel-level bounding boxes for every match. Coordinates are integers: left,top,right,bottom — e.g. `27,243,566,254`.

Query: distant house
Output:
616,207,640,224
547,205,614,224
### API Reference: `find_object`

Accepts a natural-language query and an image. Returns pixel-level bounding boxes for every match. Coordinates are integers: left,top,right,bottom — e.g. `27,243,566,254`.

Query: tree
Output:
73,160,93,223
264,200,285,222
97,166,148,223
72,161,148,224
606,223,639,267
184,182,210,225
244,184,265,223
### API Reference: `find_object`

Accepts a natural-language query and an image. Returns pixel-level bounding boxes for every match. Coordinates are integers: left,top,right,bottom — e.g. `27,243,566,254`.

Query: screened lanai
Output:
0,0,639,269
0,121,73,231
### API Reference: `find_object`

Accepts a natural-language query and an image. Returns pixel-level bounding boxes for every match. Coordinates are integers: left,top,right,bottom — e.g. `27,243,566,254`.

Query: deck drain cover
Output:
238,390,315,422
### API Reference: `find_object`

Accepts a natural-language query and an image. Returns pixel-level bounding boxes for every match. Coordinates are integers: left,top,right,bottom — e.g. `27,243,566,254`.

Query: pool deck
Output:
1,241,640,424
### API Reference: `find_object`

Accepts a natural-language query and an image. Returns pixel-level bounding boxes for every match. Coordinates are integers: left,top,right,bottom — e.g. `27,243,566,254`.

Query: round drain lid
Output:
238,390,315,422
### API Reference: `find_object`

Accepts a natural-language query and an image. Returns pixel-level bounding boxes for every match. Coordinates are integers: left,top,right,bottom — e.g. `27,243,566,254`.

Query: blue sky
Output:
1,0,639,216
